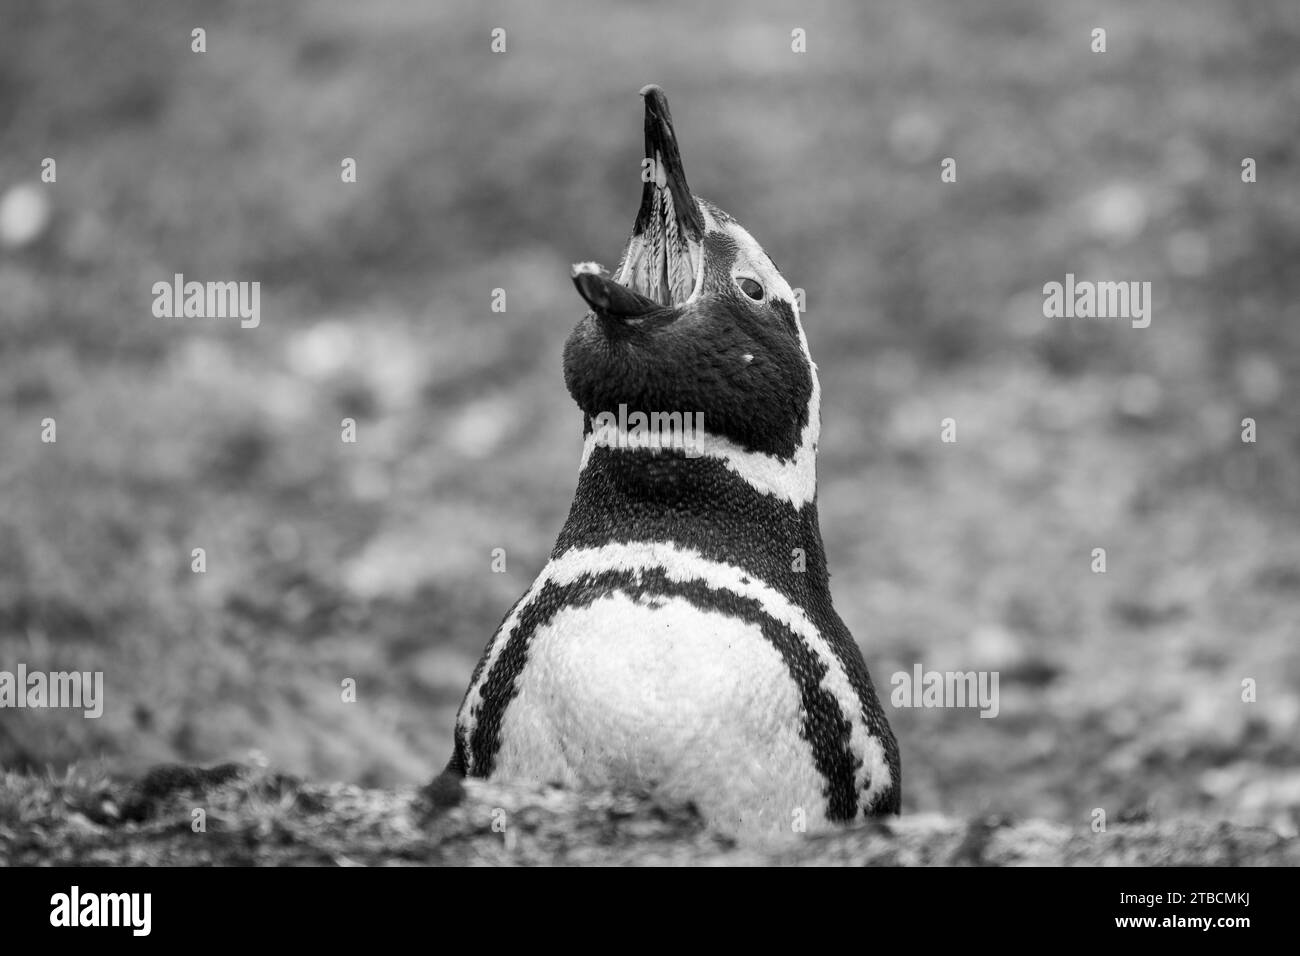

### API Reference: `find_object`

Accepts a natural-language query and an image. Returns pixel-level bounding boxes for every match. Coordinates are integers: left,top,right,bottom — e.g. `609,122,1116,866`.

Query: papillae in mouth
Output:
617,174,702,309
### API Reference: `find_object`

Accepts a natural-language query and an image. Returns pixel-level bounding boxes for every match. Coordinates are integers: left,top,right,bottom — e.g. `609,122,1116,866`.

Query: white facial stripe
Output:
700,203,721,233
685,217,822,504
578,414,818,505
722,221,797,315
458,540,893,809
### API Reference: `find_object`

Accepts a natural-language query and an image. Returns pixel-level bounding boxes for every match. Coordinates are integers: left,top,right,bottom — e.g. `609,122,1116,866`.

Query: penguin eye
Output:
737,277,764,300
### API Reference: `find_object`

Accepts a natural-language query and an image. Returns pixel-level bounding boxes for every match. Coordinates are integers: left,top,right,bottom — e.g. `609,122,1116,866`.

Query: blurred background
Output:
1,0,1298,830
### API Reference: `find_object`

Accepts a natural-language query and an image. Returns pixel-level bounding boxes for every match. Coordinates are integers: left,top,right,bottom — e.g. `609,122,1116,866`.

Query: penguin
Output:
441,85,900,834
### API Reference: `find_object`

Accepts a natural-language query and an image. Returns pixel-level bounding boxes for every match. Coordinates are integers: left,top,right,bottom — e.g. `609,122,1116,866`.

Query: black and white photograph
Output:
0,0,1296,923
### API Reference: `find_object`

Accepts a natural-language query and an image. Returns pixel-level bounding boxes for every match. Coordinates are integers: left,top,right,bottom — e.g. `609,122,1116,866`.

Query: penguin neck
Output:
554,436,832,598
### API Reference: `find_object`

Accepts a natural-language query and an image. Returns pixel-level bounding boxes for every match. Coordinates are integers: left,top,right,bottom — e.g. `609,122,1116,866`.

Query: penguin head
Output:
565,85,817,462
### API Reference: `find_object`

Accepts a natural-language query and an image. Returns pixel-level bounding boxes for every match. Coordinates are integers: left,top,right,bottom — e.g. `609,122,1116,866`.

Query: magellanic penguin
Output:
444,85,900,834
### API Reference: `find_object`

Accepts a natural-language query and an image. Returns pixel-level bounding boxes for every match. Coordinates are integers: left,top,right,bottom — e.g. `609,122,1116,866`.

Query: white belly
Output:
492,590,830,833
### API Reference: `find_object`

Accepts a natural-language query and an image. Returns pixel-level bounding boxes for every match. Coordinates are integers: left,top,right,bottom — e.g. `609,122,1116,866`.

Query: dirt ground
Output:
1,0,1298,846
3,764,1296,865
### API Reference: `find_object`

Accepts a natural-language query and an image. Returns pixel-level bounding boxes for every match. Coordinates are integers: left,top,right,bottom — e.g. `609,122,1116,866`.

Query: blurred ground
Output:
4,763,1296,865
1,0,1298,835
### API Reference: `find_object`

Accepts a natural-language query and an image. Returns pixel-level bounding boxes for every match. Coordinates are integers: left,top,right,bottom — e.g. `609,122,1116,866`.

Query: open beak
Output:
572,84,705,322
